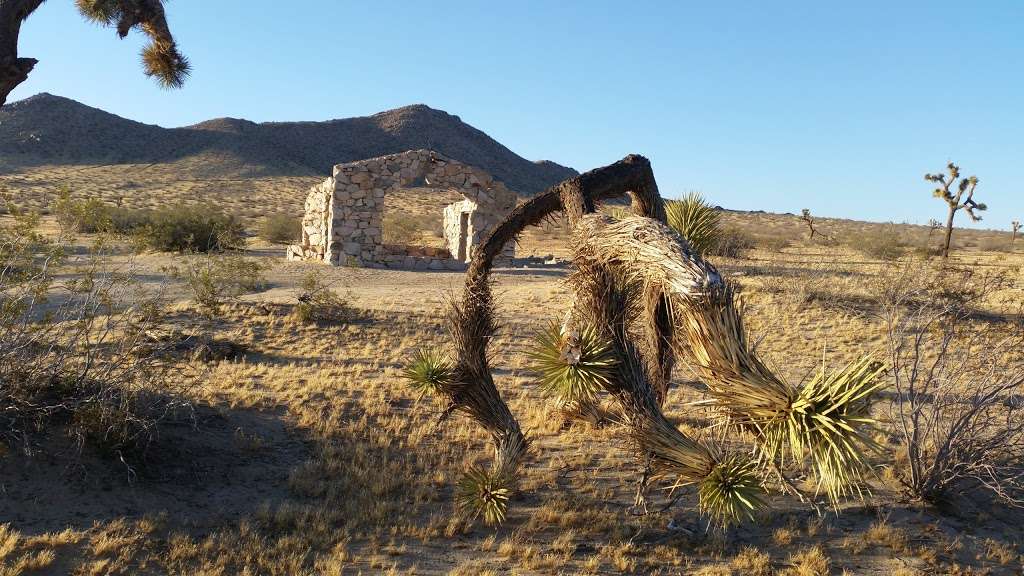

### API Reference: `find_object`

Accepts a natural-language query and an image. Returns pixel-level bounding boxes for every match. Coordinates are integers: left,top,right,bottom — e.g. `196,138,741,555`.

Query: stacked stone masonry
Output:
287,149,517,269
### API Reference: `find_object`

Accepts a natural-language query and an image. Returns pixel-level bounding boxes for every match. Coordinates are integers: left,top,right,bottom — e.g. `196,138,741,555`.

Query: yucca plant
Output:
402,349,453,398
698,454,766,526
526,320,617,403
757,357,887,502
665,193,721,256
456,466,513,525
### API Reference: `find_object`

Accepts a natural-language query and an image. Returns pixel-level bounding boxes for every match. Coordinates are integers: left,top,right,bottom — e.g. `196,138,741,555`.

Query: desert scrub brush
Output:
526,320,617,403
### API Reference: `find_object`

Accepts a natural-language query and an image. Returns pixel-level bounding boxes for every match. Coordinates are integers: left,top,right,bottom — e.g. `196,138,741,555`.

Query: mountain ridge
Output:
0,94,577,194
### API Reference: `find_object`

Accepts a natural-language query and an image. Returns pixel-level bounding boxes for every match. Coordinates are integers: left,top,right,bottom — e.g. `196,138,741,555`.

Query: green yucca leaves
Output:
665,193,722,256
456,466,512,525
758,356,887,503
526,321,617,403
402,349,453,397
699,455,767,527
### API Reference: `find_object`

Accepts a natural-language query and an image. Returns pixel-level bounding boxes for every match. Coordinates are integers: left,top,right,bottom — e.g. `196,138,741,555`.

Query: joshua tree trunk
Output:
941,205,956,259
0,0,44,107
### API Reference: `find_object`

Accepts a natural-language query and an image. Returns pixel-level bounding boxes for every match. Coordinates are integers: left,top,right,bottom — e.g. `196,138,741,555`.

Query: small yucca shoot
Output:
665,192,721,256
526,321,617,403
456,466,512,525
402,349,452,397
699,455,766,527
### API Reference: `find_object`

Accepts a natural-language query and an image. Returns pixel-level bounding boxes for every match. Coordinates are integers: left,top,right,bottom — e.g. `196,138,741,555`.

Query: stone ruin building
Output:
287,149,518,269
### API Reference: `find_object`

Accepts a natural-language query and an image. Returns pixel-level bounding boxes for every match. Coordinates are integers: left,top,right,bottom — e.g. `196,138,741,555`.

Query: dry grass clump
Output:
731,545,772,576
294,271,353,324
780,545,830,576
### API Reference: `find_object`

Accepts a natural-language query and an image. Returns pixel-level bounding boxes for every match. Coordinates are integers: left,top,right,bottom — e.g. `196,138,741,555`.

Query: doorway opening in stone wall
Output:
380,178,460,262
456,212,470,261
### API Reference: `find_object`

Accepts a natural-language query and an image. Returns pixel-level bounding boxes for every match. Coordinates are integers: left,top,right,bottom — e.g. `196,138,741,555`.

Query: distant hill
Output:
0,93,577,194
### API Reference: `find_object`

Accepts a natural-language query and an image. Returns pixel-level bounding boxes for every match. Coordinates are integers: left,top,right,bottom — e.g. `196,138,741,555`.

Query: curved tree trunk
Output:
0,0,44,107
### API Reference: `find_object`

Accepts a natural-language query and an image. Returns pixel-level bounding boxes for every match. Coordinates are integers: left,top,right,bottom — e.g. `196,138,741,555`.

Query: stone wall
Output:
287,149,517,268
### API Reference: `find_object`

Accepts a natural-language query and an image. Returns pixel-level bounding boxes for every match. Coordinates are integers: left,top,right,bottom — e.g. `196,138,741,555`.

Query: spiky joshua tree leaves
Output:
526,320,617,404
402,349,452,399
665,192,721,256
926,162,986,258
0,0,189,106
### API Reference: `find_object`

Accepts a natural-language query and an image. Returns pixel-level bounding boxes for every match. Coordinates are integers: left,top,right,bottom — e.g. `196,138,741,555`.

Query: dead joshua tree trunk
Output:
414,154,882,525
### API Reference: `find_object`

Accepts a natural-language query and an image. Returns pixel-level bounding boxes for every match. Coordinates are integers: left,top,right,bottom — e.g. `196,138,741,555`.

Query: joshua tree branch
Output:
0,0,44,107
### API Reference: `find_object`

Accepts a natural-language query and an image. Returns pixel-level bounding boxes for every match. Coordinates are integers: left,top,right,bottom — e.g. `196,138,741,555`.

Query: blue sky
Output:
9,1,1023,228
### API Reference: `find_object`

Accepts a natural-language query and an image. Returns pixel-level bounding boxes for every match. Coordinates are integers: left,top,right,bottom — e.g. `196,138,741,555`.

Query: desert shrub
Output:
0,207,193,456
849,227,905,261
53,189,152,235
665,193,721,255
877,262,1024,507
134,206,245,252
383,213,436,246
171,252,268,316
294,271,353,324
976,236,1014,253
258,214,301,245
708,226,756,258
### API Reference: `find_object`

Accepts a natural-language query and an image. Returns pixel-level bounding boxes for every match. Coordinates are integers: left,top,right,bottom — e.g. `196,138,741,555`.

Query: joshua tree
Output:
405,155,885,527
926,162,986,259
926,218,941,241
0,0,188,106
800,208,817,240
1013,220,1021,247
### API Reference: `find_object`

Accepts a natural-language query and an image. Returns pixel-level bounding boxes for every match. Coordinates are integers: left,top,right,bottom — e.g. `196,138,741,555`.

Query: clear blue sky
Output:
9,1,1023,229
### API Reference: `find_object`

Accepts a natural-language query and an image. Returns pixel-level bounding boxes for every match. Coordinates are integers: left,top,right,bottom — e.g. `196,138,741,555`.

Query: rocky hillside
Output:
0,93,576,194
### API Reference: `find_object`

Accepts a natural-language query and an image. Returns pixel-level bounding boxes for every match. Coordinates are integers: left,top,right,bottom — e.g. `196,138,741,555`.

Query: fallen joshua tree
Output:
403,155,884,527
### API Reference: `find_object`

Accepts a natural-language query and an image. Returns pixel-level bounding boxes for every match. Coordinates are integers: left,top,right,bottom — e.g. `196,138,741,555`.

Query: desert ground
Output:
1,172,1023,576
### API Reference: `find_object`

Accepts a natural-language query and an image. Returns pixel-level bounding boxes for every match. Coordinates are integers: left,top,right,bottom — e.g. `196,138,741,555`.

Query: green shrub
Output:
134,206,245,252
259,214,301,244
294,271,353,324
53,189,165,237
172,252,268,316
666,193,721,256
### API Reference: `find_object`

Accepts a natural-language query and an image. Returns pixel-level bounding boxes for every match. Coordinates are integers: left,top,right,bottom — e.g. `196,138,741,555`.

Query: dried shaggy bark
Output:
447,155,666,478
